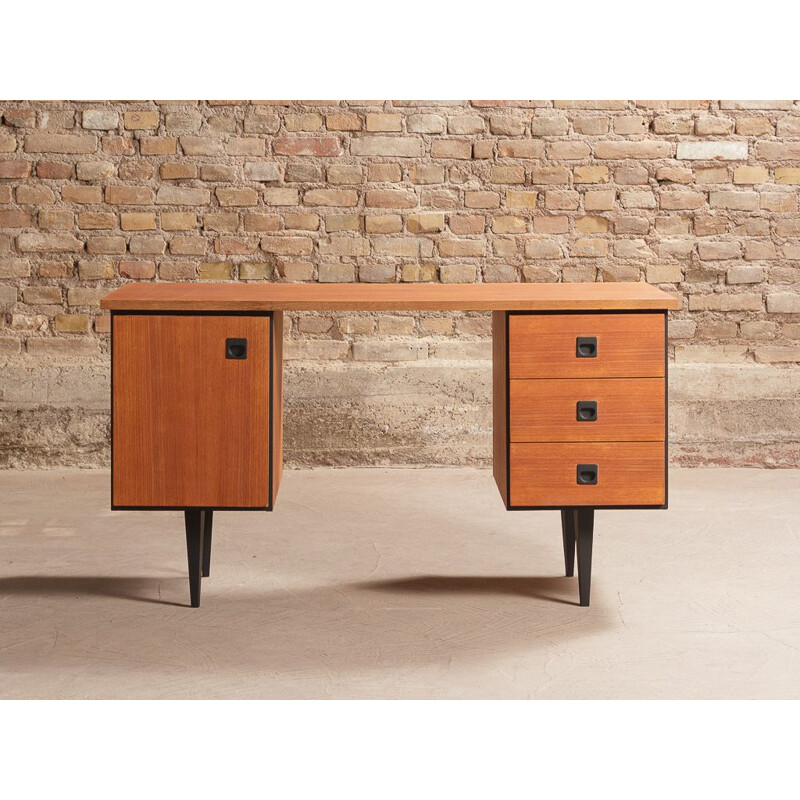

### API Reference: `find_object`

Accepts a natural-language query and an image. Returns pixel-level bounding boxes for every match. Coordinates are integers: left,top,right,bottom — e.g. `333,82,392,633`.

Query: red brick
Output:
140,138,177,156
216,188,259,207
106,185,155,205
38,210,73,230
119,260,156,279
365,189,417,209
37,161,74,179
3,108,37,127
17,233,83,252
326,113,362,131
241,213,279,233
78,212,115,229
101,136,136,156
0,210,32,228
497,140,545,159
273,137,342,156
25,133,98,154
170,237,208,256
430,140,471,159
160,162,198,180
17,185,56,204
215,237,258,255
53,314,89,333
86,236,126,254
62,185,103,204
0,160,31,179
449,215,485,235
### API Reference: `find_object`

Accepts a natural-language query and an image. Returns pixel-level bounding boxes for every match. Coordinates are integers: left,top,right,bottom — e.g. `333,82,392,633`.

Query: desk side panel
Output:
492,311,509,506
270,310,283,505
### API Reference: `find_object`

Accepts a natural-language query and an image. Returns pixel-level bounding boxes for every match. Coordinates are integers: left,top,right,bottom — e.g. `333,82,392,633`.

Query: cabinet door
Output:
112,313,271,509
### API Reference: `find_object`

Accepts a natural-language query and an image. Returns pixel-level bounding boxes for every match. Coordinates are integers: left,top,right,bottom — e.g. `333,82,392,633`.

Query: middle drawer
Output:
510,378,665,442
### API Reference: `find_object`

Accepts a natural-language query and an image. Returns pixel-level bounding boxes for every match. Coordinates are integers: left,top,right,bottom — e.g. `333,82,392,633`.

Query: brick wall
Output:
1,100,799,468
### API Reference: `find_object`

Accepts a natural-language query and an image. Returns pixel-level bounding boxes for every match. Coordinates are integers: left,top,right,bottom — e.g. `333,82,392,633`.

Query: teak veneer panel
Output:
101,282,680,312
112,314,271,508
509,312,665,379
492,311,508,505
509,441,666,508
270,311,284,505
509,378,665,443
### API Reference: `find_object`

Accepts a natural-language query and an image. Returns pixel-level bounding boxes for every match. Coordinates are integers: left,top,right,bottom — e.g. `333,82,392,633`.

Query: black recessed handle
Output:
226,338,248,359
577,464,598,485
576,336,597,358
576,401,598,422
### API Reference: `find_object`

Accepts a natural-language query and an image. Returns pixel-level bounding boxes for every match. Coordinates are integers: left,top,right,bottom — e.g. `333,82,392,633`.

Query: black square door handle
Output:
576,401,598,421
226,338,248,359
576,336,597,358
577,464,598,485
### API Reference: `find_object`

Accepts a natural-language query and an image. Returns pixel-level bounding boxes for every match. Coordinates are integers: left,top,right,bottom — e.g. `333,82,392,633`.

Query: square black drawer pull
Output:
576,336,597,358
226,338,248,359
577,464,598,485
576,401,598,422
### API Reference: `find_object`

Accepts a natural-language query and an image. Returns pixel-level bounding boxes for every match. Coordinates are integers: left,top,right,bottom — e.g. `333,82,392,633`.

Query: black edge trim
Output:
664,311,669,510
505,311,510,510
268,311,274,511
112,506,273,512
508,504,668,511
110,311,115,508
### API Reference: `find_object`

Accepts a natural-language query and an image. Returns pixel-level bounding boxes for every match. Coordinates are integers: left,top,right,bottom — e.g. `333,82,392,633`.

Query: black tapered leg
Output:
184,509,205,608
574,508,594,607
560,509,576,577
202,509,213,578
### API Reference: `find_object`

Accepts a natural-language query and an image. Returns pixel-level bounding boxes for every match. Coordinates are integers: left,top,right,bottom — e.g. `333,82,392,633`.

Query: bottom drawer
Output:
509,441,665,508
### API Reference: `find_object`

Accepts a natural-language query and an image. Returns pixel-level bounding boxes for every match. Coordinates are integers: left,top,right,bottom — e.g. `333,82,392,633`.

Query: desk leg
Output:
184,509,208,608
202,510,213,578
560,509,576,577
574,509,594,607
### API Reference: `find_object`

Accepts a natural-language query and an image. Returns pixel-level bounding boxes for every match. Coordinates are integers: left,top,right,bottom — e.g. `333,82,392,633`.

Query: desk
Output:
101,282,679,607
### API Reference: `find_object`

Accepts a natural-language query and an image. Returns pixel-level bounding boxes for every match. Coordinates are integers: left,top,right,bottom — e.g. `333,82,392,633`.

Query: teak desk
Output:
101,282,679,608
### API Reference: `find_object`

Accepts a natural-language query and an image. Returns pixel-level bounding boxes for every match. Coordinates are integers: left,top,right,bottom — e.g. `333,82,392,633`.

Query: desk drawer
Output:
509,441,666,507
508,313,664,379
509,378,665,442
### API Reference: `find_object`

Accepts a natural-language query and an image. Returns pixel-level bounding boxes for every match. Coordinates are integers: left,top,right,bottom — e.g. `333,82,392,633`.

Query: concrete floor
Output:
1,467,798,699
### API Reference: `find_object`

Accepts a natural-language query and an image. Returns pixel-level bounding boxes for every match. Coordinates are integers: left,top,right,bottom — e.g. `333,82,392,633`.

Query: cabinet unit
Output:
110,310,283,606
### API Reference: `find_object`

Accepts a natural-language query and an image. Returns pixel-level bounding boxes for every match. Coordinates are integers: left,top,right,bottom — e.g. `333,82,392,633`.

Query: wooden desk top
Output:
101,282,680,312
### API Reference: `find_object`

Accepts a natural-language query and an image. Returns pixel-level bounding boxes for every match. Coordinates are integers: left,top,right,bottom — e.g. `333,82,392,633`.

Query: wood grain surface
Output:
112,313,271,508
509,312,665,379
101,282,680,312
509,441,666,507
270,311,283,505
509,378,665,443
492,311,508,505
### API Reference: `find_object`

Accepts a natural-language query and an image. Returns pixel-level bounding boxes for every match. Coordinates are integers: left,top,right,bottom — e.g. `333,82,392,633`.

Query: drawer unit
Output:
508,312,665,379
509,377,665,443
494,310,668,510
509,441,666,508
111,311,283,510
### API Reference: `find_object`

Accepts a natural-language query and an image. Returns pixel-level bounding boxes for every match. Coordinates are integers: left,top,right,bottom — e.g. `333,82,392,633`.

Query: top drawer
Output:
509,312,665,379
